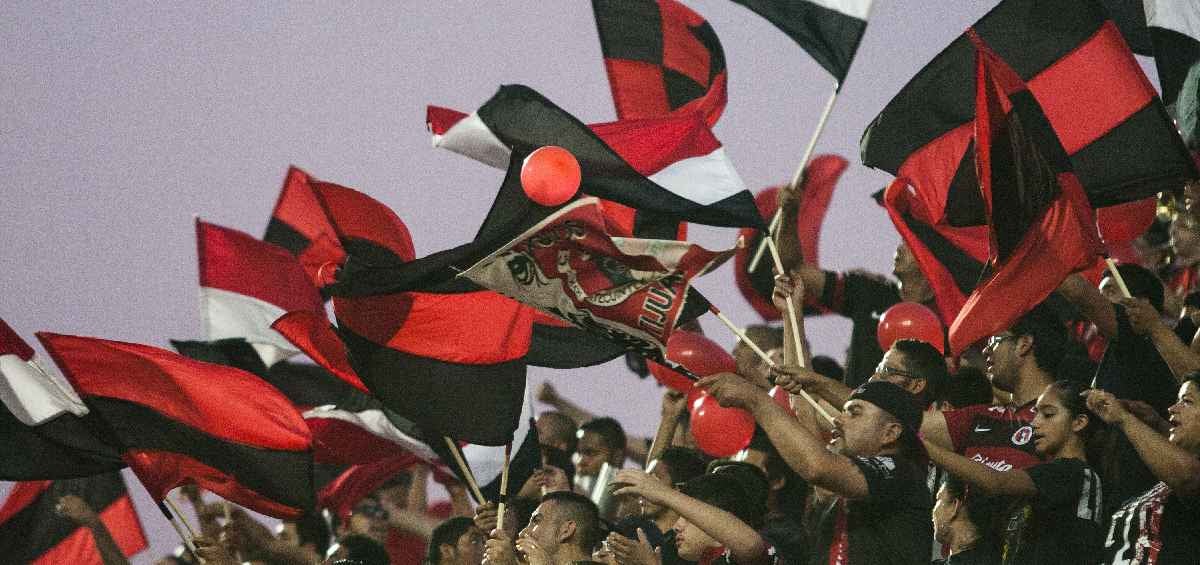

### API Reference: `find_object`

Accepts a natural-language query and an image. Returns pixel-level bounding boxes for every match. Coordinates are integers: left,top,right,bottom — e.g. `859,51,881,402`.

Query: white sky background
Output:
2,1,1160,562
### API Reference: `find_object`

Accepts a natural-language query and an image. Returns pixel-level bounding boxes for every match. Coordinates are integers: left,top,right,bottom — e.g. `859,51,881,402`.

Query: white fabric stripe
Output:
1146,1,1200,44
200,287,300,363
434,112,511,169
461,379,534,485
1077,468,1102,522
302,405,438,461
646,147,747,205
806,0,872,21
0,353,88,425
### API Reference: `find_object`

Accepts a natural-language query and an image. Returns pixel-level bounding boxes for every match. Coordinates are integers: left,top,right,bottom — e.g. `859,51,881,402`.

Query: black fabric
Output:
263,217,311,258
0,473,130,562
87,396,315,514
932,543,1002,564
730,0,867,82
810,455,931,565
593,0,663,63
1001,458,1103,565
0,409,125,481
526,324,628,369
1102,481,1200,564
759,515,807,565
818,270,900,388
1098,0,1152,55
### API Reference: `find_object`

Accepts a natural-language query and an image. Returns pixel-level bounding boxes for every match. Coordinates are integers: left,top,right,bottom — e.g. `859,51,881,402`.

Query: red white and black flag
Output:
37,332,316,518
459,197,732,367
730,0,872,84
948,39,1104,353
1145,1,1200,150
0,473,147,565
197,219,326,367
861,0,1198,228
0,319,123,480
592,0,727,126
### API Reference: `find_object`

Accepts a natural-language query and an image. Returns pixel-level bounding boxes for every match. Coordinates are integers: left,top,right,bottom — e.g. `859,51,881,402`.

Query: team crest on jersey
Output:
1011,425,1034,446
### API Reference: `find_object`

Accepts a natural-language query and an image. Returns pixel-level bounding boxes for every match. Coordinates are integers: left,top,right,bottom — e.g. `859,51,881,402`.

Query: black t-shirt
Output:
1092,305,1180,515
811,455,932,565
1000,458,1104,565
819,271,901,388
760,515,807,565
1102,481,1200,564
931,544,1002,564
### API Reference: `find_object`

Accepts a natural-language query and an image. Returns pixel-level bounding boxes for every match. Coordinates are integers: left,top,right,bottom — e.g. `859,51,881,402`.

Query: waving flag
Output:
730,0,872,84
197,219,325,367
1146,1,1200,149
0,473,146,565
861,0,1197,228
264,166,347,287
948,40,1103,353
37,332,315,518
592,0,727,126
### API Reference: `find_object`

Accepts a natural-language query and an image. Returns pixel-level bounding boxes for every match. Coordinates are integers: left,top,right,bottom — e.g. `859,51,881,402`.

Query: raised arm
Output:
1057,273,1118,339
1123,297,1200,381
921,440,1037,497
613,470,769,565
1086,389,1200,496
646,390,688,466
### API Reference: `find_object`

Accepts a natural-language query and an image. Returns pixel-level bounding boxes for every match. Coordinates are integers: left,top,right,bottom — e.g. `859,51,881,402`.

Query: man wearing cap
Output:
700,375,932,565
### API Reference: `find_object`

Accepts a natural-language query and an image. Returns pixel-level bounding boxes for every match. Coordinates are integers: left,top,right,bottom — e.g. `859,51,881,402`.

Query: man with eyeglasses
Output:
770,338,949,411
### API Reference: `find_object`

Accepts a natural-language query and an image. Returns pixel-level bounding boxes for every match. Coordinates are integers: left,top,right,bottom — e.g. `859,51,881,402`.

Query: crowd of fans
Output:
53,186,1200,565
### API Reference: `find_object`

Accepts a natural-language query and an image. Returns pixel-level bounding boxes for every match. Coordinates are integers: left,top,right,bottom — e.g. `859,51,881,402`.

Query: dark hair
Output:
746,428,809,523
1184,371,1200,387
538,412,579,453
945,366,994,408
1107,264,1165,313
541,491,602,552
745,325,785,351
427,517,476,565
541,445,576,487
682,463,768,529
810,355,845,382
941,475,1002,549
892,339,950,405
1010,306,1068,375
1045,380,1101,439
658,447,706,485
580,417,626,454
337,535,390,565
294,511,332,556
609,517,664,549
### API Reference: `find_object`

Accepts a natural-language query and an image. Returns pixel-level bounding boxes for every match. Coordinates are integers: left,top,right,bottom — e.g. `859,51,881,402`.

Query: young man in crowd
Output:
482,491,604,565
573,417,627,491
930,475,1002,564
428,517,487,565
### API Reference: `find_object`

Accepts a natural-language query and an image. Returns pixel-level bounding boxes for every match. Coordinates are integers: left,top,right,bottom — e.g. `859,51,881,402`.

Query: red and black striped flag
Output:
0,473,147,564
730,0,872,84
592,0,727,126
948,38,1104,353
861,0,1197,229
36,332,316,519
264,166,347,289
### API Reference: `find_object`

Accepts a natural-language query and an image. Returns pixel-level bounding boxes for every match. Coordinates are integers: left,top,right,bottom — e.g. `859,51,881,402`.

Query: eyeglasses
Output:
986,334,1018,349
874,363,916,382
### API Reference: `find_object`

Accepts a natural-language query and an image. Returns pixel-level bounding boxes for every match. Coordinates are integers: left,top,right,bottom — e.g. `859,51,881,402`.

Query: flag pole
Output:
748,83,841,273
165,497,199,539
495,443,512,533
763,237,809,367
1104,258,1132,298
443,436,487,504
157,500,200,561
708,306,835,424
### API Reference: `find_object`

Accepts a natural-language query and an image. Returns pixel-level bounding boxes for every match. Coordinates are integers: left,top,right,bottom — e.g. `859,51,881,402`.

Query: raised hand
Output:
608,529,661,565
1083,389,1130,425
612,469,672,505
697,372,766,411
55,495,98,526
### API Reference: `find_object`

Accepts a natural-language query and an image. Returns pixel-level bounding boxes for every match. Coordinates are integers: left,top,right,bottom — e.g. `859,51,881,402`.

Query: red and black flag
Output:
948,38,1104,353
264,166,347,288
0,473,147,564
1,319,123,480
861,0,1197,229
729,0,872,84
36,332,315,519
734,155,849,321
592,0,727,126
197,219,326,367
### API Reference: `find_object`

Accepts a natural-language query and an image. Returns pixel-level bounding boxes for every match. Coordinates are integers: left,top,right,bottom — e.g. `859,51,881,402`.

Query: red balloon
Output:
688,389,755,457
768,385,795,415
877,302,944,353
647,360,693,393
667,331,738,377
521,146,581,206
1098,197,1156,246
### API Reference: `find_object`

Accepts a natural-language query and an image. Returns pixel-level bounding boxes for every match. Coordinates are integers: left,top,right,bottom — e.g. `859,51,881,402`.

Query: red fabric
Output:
271,310,370,393
269,166,347,284
0,318,35,361
313,182,416,263
943,402,1041,472
30,494,147,565
197,220,324,313
605,59,672,119
305,416,415,466
896,122,974,225
826,500,849,565
318,455,420,520
37,332,311,452
387,529,429,565
659,0,710,85
947,44,1103,354
0,481,51,524
124,449,304,519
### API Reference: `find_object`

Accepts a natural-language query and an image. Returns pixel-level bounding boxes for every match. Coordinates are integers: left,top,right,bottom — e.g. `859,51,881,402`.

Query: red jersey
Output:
944,401,1042,472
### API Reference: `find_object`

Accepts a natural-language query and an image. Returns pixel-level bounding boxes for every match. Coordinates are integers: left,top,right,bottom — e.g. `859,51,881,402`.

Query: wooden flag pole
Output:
708,307,835,424
165,497,199,539
495,443,512,533
443,436,488,504
748,83,841,274
763,237,809,366
157,500,200,562
1104,258,1132,298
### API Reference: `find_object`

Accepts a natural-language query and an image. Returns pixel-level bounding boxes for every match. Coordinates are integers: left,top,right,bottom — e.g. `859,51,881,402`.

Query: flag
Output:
425,85,763,237
1145,1,1200,149
0,473,147,565
947,39,1104,354
264,166,347,287
592,0,727,126
197,219,325,367
459,197,732,367
37,332,315,519
861,0,1197,228
730,0,872,84
734,154,848,320
0,319,123,480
